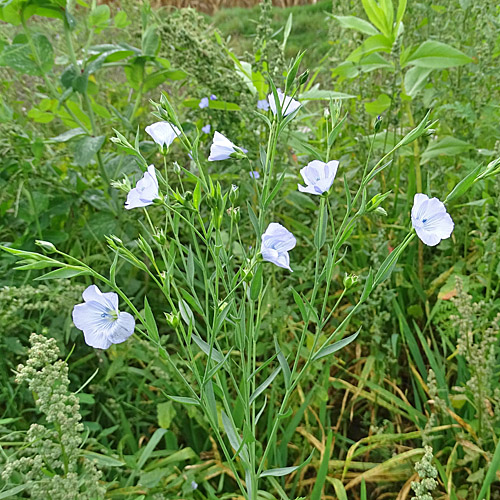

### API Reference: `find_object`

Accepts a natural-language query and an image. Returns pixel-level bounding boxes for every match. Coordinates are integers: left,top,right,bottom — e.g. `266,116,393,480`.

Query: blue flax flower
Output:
257,99,270,111
72,285,135,349
199,97,209,109
261,223,296,272
268,89,301,117
298,160,339,195
249,171,260,179
208,131,244,161
201,124,211,134
125,165,159,210
145,121,180,149
411,193,454,246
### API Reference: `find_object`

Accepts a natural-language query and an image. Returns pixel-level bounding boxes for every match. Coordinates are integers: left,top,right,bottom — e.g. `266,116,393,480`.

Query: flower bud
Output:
298,70,309,85
227,206,241,223
153,228,166,245
343,273,359,290
165,312,180,329
35,240,57,253
374,115,383,133
229,184,239,204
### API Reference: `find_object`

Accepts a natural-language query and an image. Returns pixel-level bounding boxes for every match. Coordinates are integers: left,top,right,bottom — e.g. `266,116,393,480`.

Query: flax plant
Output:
1,54,464,499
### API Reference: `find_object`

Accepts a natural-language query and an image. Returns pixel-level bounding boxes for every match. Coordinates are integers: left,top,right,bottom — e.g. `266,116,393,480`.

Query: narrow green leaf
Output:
192,334,224,363
167,394,199,406
275,338,291,390
144,297,159,342
35,267,90,280
136,428,167,469
312,329,360,361
250,365,281,405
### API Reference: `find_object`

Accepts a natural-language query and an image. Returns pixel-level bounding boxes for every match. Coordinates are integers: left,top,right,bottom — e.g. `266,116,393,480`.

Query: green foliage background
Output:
0,0,499,498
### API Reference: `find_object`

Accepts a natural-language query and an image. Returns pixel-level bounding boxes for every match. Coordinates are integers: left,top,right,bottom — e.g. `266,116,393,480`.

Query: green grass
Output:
212,0,332,67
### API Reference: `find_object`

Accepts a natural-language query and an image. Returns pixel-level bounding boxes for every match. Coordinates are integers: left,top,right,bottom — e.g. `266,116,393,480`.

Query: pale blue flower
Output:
145,121,180,148
249,171,260,179
411,193,454,246
261,223,296,272
125,165,159,210
191,481,198,490
210,94,217,100
268,89,301,117
199,97,209,109
208,131,244,161
298,160,339,195
257,99,270,111
72,285,135,349
201,124,211,134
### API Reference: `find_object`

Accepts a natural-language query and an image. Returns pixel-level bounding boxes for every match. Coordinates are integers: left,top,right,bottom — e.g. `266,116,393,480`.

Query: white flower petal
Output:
412,193,454,246
107,312,135,344
125,166,159,209
415,226,441,246
83,329,113,350
411,193,429,220
208,132,237,161
145,122,180,148
82,285,118,311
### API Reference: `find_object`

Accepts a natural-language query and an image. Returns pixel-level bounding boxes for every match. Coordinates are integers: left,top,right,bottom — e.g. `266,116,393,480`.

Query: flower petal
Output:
145,122,180,148
411,193,429,221
415,226,441,246
83,329,113,350
82,285,118,310
107,311,135,344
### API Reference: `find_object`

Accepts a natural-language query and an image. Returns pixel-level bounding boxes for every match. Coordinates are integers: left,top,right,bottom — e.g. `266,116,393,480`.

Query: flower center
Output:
101,309,118,322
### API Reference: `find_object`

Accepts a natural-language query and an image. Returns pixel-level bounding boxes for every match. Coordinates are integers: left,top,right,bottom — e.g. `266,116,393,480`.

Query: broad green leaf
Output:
300,89,355,100
364,93,391,115
143,69,186,92
157,401,176,429
421,136,473,163
359,52,394,73
0,485,27,499
0,34,53,75
114,10,130,28
333,15,379,35
332,61,360,80
50,127,86,143
346,34,393,63
142,24,160,57
88,4,110,29
402,40,473,69
361,0,391,38
404,66,433,97
73,135,106,166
